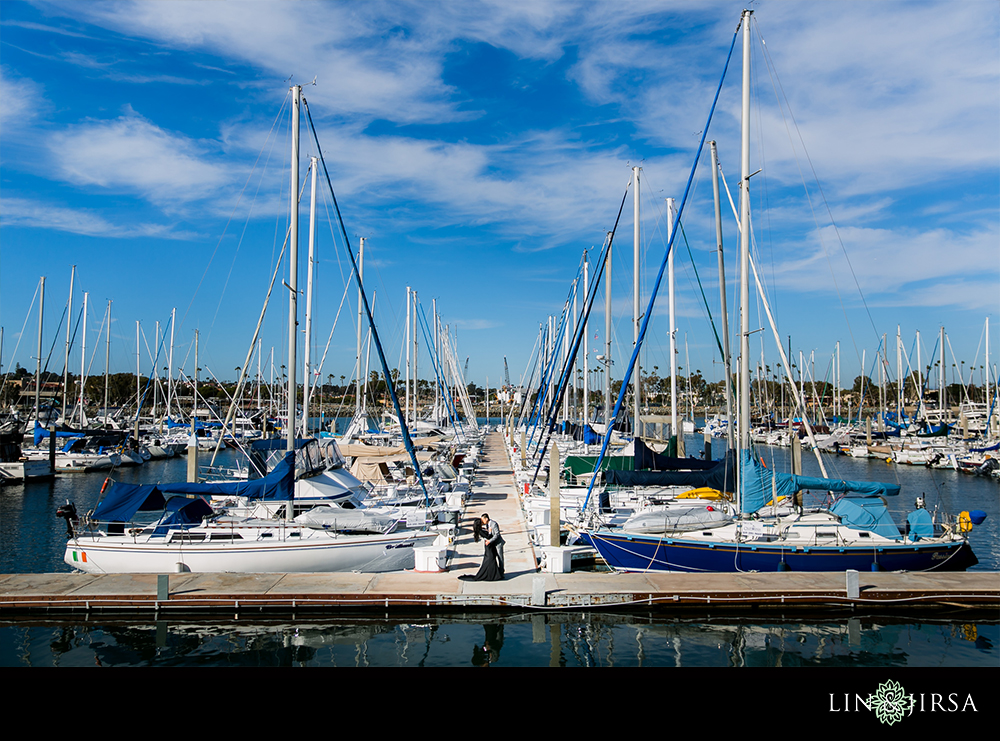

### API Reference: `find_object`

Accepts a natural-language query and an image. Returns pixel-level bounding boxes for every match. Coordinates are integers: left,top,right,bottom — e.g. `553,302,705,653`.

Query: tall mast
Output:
939,325,946,419
62,266,75,421
916,330,922,422
896,325,903,419
738,9,753,499
434,298,440,423
188,329,199,482
167,307,175,419
135,321,140,439
566,280,575,424
406,286,411,427
303,155,318,436
153,321,160,424
603,232,613,431
835,340,841,421
711,141,734,448
582,251,589,427
103,300,111,426
986,317,990,420
355,237,365,417
79,292,88,428
287,83,301,453
632,165,642,434
667,196,677,444
34,276,45,421
413,289,418,425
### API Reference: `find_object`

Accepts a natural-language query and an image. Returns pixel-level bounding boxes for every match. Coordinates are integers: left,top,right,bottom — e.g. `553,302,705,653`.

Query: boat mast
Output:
738,8,752,504
603,231,612,431
355,237,365,420
566,280,575,424
79,292,88,428
303,155,318,437
188,329,199,483
667,196,677,447
167,307,175,420
153,321,159,424
135,321,140,439
62,266,75,421
986,317,991,423
434,298,440,424
710,141,734,448
897,326,903,421
103,300,111,427
632,165,641,436
287,83,301,453
582,251,589,428
939,325,946,421
406,286,411,427
413,289,418,425
34,276,45,422
835,340,840,422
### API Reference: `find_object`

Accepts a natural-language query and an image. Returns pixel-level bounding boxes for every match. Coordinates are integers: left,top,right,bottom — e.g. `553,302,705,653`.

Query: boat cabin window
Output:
296,440,326,477
209,533,244,541
169,532,206,543
319,440,347,468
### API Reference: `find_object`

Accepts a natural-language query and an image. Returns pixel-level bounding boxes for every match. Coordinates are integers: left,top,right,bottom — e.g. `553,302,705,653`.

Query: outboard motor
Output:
56,501,78,538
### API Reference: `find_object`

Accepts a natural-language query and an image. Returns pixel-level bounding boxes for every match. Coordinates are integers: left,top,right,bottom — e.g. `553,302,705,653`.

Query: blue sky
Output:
2,0,998,400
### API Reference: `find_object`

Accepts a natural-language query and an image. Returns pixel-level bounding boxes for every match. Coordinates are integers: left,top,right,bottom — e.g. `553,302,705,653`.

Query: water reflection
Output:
2,613,995,667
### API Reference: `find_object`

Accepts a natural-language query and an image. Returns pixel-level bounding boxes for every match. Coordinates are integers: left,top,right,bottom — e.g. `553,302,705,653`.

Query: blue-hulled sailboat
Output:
578,10,983,574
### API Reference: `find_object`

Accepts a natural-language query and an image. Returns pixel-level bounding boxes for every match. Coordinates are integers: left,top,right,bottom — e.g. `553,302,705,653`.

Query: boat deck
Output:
1,431,997,617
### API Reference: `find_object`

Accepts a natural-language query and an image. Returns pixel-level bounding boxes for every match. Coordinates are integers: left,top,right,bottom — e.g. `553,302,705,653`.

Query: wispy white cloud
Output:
2,197,201,239
763,223,1000,312
47,111,234,206
0,66,44,132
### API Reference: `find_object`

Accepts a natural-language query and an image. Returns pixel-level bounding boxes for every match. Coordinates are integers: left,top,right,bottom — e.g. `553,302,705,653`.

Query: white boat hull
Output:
66,527,441,574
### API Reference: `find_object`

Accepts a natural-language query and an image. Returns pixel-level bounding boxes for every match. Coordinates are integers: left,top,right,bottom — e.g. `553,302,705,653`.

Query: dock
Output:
1,431,997,618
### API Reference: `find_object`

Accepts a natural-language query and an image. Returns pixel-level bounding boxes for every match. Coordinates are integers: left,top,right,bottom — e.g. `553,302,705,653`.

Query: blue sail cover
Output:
91,451,296,522
33,422,85,446
739,450,901,514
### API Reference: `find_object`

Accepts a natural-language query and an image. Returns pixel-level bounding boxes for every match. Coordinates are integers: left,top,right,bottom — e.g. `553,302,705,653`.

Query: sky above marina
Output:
2,0,998,399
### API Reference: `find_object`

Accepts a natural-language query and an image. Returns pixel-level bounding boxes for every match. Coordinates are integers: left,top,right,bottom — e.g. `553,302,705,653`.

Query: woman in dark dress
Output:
472,518,503,581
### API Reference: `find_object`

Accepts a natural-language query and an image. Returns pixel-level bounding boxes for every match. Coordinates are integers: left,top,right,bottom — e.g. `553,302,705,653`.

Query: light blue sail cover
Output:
91,451,295,522
739,450,900,515
830,497,902,539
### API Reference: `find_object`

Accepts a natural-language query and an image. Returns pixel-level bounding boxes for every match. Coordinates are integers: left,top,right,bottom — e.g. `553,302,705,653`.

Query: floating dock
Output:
2,431,996,617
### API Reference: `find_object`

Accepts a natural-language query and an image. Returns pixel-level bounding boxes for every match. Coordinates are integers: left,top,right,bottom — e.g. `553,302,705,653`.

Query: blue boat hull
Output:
579,530,979,573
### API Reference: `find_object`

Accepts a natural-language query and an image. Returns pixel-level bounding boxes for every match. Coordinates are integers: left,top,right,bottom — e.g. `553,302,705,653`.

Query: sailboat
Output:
59,449,438,573
578,10,983,573
59,85,442,574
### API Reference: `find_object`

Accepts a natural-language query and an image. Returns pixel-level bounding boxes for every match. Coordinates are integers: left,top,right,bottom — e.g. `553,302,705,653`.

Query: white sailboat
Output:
60,85,442,574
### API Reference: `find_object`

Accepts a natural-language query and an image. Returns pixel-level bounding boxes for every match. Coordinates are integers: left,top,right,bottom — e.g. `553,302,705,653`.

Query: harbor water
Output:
2,421,997,668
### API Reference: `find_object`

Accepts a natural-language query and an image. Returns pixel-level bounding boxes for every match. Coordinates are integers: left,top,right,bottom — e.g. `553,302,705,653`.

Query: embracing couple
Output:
472,513,505,581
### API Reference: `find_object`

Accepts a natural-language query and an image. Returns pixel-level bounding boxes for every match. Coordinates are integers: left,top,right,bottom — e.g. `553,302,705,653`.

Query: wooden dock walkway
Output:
1,431,997,617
